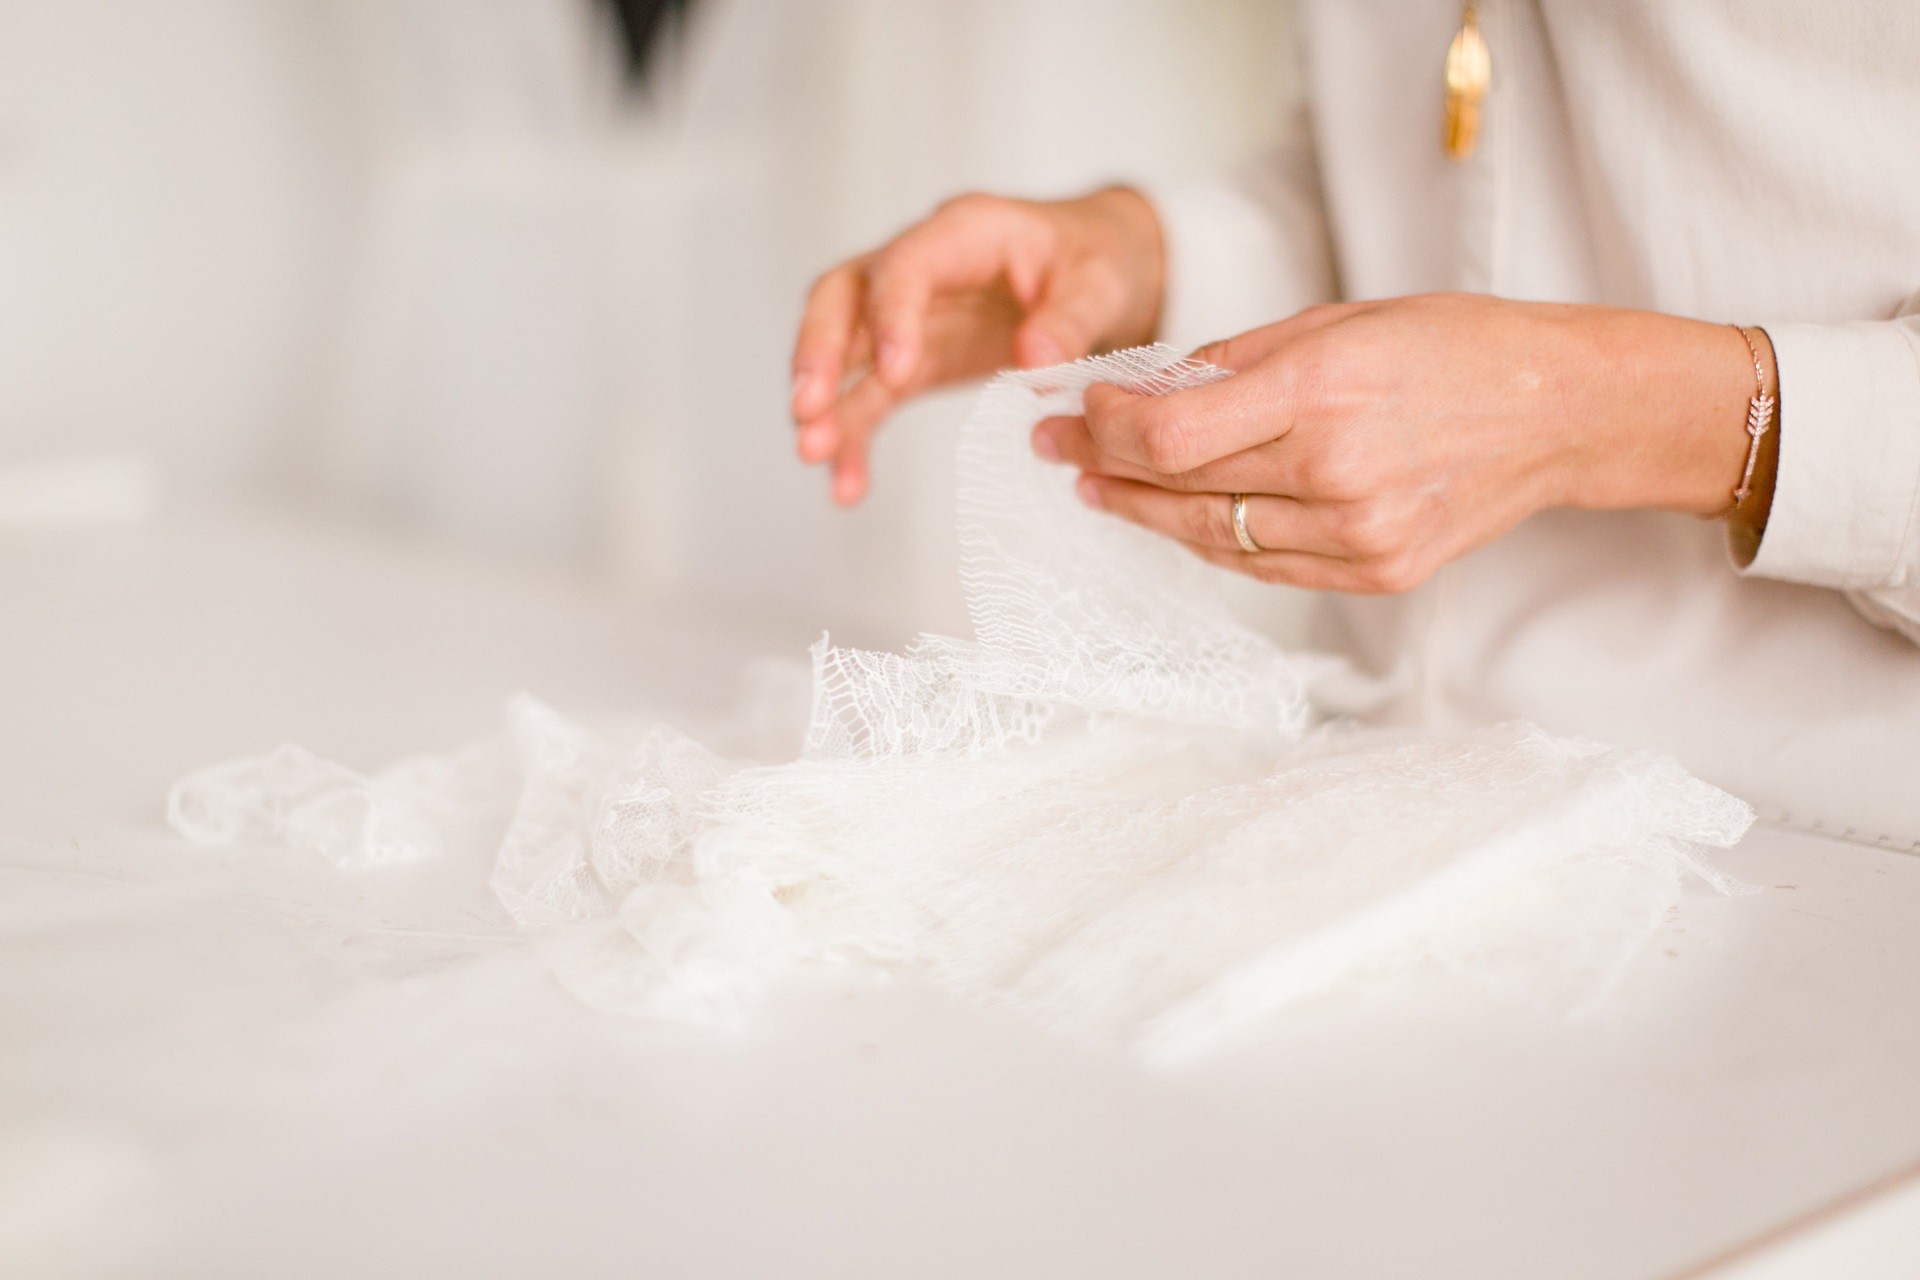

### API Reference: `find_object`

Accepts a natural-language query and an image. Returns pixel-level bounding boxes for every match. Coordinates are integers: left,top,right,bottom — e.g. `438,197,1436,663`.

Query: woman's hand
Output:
1033,294,1773,592
791,188,1164,505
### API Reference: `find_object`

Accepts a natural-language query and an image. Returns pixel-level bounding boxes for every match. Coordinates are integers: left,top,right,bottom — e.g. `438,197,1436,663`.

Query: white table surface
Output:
3,506,1917,1280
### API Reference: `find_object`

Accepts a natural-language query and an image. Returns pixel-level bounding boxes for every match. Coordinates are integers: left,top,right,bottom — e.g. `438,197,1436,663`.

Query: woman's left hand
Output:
1032,293,1771,593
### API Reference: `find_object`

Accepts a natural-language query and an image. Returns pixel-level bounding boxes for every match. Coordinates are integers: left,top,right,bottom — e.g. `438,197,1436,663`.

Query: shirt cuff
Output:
1742,319,1920,590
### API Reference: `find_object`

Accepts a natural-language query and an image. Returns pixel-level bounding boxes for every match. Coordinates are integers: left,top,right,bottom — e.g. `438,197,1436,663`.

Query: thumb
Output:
1189,325,1293,374
1191,302,1357,372
1013,261,1130,368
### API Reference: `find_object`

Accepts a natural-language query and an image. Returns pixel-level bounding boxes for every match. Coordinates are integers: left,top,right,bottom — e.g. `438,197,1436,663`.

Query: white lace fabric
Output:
169,347,1755,1063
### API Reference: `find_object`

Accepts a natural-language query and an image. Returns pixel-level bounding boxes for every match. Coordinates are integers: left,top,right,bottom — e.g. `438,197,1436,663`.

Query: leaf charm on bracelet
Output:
1733,392,1776,505
1444,4,1491,160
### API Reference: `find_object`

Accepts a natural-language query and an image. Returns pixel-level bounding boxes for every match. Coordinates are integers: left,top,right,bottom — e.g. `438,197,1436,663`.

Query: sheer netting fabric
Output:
169,347,1754,1064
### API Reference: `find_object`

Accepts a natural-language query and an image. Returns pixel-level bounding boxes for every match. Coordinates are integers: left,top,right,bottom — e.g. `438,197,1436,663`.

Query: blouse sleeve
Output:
1747,291,1920,644
1137,102,1340,355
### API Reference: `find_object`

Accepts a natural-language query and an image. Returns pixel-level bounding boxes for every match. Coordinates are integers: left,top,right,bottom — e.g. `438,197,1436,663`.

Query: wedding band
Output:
1230,493,1265,554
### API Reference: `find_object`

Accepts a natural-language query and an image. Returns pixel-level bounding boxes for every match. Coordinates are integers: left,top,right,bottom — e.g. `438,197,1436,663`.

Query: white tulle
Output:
168,347,1755,1062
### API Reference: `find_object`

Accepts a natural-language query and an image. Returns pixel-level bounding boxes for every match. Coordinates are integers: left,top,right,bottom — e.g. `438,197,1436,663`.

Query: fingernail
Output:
834,471,866,506
792,370,818,410
1031,424,1060,462
1075,475,1102,509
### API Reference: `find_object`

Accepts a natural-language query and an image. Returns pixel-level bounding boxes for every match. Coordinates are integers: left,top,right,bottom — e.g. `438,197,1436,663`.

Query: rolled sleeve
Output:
1745,313,1920,593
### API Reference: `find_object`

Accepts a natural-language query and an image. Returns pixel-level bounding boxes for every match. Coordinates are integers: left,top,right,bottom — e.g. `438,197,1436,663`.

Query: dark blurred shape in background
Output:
601,0,693,83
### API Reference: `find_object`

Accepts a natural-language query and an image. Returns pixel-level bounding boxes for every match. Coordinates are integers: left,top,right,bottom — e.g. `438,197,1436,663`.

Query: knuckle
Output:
866,246,907,291
804,264,852,307
1297,446,1359,499
1143,431,1189,474
1357,554,1427,595
936,190,1002,222
869,240,928,294
1337,501,1400,557
1137,410,1193,473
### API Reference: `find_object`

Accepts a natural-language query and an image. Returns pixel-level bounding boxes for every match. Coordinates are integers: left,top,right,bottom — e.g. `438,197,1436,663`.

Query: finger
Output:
1014,258,1128,368
797,418,837,465
1183,543,1394,593
865,250,932,390
1033,415,1300,494
866,198,1051,390
832,452,869,507
796,327,883,465
792,262,868,423
1033,414,1173,483
1104,303,1375,468
1075,475,1353,557
844,325,874,376
832,370,897,452
1081,373,1292,475
827,373,899,506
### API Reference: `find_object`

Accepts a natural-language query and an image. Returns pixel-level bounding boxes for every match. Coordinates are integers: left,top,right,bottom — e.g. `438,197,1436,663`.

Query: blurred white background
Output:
0,0,1297,642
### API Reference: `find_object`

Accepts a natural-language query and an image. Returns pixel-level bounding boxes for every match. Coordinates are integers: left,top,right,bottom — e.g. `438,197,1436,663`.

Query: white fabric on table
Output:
170,350,1752,1063
7,507,1920,1280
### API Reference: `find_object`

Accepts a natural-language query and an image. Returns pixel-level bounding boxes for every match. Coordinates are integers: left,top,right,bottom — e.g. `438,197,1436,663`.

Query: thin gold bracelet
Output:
1725,324,1776,514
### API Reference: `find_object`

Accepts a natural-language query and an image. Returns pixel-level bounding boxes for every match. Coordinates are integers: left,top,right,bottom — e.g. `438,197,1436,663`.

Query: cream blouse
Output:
1147,0,1920,846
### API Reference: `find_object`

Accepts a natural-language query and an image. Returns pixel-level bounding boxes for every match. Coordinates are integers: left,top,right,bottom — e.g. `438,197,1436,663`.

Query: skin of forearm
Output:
1536,306,1776,519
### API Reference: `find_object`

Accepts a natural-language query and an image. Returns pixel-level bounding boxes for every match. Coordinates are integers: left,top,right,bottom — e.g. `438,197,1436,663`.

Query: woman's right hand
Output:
790,187,1165,505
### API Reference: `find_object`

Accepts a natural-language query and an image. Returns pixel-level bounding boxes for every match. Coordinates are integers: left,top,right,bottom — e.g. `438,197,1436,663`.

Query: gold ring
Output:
1230,493,1265,554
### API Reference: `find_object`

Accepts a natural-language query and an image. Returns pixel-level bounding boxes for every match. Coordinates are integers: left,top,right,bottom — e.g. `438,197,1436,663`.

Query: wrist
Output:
1561,309,1771,518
